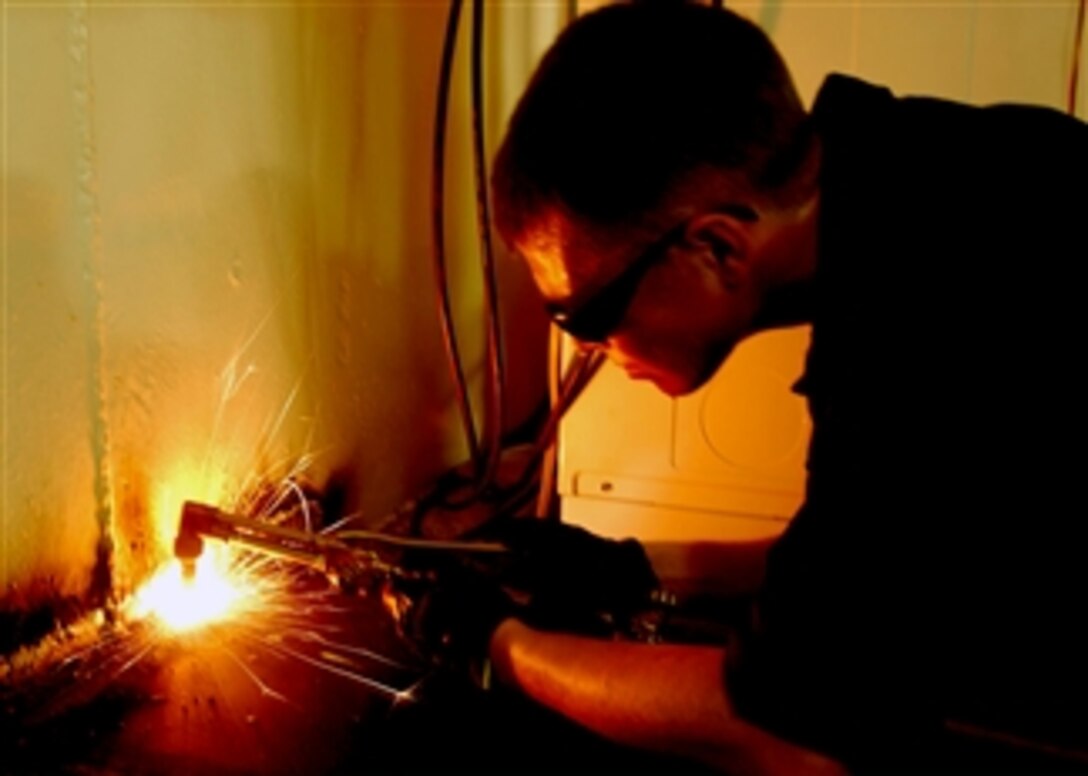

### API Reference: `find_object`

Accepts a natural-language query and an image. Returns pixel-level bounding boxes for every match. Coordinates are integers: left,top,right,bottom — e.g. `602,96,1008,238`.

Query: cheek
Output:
608,328,670,366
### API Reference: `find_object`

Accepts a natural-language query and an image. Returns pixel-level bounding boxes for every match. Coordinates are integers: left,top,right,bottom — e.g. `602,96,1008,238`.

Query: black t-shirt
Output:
728,74,1088,769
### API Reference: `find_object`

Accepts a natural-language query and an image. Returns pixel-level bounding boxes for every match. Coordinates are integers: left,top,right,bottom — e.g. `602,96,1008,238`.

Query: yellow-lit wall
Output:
1,3,561,613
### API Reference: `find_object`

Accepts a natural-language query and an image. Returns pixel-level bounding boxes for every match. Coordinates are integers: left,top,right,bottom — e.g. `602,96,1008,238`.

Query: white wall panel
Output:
4,6,101,603
853,2,975,100
758,1,857,106
969,2,1080,109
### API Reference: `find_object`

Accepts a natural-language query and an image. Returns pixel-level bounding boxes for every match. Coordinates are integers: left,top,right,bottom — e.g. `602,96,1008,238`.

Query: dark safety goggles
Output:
545,204,755,343
545,221,688,344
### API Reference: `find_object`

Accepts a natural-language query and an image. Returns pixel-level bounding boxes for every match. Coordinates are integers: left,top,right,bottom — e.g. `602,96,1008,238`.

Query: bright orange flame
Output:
128,553,248,633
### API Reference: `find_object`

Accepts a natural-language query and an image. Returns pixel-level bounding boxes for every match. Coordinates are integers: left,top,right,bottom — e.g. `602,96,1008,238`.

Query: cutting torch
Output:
173,499,681,642
172,500,508,594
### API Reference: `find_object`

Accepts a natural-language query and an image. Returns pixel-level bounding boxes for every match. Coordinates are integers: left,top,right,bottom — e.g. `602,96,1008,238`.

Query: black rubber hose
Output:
431,0,482,476
471,0,507,498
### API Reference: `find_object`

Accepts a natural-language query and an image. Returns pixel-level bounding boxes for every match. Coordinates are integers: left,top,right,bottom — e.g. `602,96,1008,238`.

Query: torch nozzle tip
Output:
180,558,197,580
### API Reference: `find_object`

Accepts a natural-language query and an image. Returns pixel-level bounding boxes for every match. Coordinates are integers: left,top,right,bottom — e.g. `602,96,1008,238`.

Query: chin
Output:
650,371,704,398
652,354,729,397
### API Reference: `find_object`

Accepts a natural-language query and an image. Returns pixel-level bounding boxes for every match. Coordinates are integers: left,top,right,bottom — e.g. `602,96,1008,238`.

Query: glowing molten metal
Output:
130,554,248,633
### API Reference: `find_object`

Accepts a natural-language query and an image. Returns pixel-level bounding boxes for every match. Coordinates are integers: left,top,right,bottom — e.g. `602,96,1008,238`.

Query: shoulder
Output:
813,72,1087,152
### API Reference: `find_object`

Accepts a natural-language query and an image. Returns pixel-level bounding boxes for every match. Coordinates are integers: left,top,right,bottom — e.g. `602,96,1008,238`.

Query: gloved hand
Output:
381,520,661,684
381,564,513,687
485,518,660,636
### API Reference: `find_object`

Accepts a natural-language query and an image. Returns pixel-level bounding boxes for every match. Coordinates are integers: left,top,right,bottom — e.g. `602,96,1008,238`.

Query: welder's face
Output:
528,220,757,397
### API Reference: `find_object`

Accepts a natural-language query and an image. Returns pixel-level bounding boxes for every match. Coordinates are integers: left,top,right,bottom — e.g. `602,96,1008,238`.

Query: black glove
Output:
381,564,513,687
381,520,660,683
486,518,660,636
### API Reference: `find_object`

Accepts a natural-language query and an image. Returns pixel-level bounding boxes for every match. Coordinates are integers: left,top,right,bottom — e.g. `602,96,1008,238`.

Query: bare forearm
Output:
489,619,847,776
491,618,732,749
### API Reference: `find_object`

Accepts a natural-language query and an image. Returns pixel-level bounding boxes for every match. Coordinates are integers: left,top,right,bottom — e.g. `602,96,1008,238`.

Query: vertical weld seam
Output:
70,0,114,604
2,0,9,594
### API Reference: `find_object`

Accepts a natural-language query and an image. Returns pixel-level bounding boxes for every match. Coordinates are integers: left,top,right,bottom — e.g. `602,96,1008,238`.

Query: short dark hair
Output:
492,1,810,250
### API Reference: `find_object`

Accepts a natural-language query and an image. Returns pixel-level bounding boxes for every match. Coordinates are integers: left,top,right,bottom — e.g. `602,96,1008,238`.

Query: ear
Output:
684,211,755,290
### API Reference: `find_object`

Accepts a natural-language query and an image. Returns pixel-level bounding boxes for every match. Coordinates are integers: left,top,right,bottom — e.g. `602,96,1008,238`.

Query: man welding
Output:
388,2,1088,772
